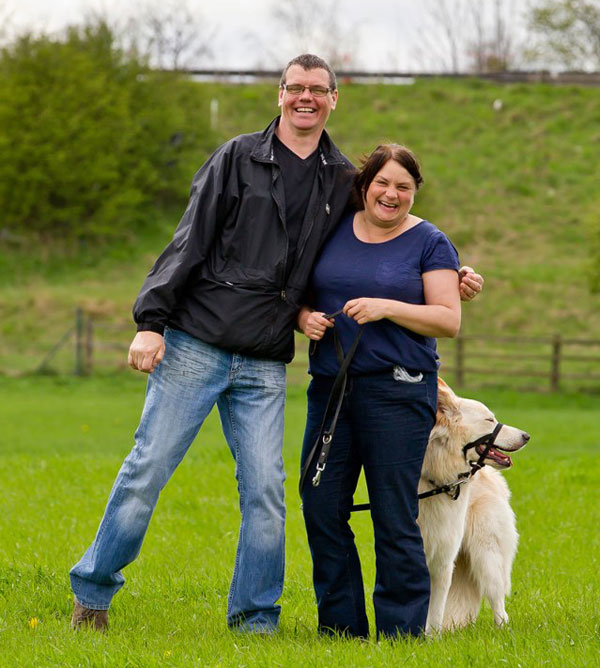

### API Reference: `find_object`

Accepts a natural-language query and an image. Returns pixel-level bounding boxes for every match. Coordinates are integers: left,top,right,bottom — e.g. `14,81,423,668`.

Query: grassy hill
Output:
1,77,599,376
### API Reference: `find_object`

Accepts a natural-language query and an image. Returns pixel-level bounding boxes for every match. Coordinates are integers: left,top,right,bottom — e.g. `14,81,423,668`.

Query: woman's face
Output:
363,159,416,228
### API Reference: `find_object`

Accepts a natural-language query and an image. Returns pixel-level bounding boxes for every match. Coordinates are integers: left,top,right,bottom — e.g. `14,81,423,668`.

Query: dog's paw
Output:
494,611,509,627
424,621,443,637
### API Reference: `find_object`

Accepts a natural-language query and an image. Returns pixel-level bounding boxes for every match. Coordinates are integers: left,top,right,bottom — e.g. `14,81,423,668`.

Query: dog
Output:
418,378,529,633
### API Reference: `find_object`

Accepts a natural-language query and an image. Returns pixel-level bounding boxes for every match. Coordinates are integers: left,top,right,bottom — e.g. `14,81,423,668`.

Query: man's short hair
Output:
280,54,337,90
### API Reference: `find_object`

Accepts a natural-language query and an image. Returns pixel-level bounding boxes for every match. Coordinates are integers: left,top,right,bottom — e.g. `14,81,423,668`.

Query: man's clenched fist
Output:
128,331,165,373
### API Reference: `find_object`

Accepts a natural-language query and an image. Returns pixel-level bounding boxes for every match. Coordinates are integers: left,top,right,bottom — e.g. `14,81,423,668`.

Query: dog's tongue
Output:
476,444,512,468
488,447,512,467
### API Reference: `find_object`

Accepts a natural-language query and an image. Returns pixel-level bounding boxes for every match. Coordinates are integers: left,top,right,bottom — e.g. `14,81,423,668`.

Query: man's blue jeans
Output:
70,328,286,632
301,370,437,639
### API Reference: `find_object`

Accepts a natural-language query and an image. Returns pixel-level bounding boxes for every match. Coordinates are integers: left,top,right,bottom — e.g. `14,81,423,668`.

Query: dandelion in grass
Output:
28,617,39,629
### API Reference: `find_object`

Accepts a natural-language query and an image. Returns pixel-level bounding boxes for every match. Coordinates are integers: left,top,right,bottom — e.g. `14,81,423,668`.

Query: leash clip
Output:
448,478,469,500
312,463,326,487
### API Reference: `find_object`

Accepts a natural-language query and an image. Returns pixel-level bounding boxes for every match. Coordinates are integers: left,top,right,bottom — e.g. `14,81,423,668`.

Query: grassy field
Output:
0,374,598,666
1,77,599,378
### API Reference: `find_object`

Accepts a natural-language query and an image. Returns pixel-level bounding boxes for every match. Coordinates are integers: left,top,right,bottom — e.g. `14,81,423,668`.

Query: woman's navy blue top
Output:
308,211,459,376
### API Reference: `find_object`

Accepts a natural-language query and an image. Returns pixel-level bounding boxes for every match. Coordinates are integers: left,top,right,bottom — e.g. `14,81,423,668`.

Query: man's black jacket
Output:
133,118,355,363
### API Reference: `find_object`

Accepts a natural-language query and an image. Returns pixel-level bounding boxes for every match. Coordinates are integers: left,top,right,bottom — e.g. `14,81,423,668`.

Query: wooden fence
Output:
35,309,600,393
435,334,600,392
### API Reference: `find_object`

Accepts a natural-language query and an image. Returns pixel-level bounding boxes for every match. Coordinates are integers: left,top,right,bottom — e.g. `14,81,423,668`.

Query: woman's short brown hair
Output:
352,144,423,210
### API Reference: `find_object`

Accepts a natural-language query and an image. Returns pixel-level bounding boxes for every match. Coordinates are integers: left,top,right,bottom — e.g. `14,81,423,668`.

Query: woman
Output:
297,144,461,639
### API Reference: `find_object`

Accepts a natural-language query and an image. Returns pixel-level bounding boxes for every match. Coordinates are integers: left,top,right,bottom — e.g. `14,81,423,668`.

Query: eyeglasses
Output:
281,83,333,97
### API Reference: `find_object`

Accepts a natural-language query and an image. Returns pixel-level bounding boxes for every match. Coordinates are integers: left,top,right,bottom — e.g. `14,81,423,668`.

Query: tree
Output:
414,0,525,72
0,20,214,241
417,0,469,72
467,0,521,72
126,0,214,70
527,0,600,70
267,0,362,71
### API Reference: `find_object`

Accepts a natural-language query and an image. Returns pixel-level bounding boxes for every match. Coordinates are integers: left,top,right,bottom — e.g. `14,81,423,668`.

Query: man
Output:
70,54,483,634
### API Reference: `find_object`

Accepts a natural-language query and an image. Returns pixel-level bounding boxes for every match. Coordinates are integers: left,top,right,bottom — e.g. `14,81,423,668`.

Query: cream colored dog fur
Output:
418,379,529,633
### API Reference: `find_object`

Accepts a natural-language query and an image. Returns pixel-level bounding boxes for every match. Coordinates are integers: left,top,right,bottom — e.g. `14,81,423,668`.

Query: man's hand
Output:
128,331,165,373
459,266,484,302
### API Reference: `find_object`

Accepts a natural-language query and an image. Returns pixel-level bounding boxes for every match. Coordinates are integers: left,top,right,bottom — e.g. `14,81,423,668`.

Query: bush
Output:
0,21,214,241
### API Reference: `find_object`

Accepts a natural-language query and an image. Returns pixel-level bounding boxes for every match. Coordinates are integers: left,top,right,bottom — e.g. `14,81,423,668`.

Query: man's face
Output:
278,65,338,136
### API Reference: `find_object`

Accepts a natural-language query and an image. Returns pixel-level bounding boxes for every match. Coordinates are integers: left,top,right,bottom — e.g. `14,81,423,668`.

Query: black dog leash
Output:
299,316,362,495
352,422,505,512
308,308,344,358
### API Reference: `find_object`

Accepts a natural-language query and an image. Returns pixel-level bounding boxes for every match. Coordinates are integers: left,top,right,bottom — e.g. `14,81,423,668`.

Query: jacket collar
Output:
251,116,346,166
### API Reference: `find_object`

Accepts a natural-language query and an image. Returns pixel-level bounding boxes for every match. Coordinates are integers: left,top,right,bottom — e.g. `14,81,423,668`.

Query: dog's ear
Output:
437,376,460,417
438,376,450,391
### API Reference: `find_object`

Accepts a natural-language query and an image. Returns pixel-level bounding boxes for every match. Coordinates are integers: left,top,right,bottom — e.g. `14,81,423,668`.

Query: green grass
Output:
0,375,598,666
1,78,599,378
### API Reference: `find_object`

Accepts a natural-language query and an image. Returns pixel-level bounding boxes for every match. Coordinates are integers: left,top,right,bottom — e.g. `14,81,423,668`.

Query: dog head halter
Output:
462,422,504,475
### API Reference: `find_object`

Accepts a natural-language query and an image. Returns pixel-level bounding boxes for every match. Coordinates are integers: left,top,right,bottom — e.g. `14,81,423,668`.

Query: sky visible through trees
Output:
3,0,597,72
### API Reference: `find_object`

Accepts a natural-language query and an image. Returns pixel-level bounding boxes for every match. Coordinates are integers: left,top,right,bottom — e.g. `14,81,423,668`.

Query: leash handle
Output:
308,309,344,357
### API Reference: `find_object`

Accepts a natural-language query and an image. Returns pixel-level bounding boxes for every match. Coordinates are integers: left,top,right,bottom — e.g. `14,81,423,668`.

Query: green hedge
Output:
0,21,215,241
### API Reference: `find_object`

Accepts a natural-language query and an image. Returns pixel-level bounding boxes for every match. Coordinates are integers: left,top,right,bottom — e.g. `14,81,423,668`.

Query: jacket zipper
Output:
271,162,290,308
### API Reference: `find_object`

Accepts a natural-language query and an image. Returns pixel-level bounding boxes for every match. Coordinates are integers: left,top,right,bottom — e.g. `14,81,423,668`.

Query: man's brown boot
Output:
71,597,109,631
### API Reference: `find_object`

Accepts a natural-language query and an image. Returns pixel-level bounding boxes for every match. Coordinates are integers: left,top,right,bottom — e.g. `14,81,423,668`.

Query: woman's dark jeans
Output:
301,369,437,639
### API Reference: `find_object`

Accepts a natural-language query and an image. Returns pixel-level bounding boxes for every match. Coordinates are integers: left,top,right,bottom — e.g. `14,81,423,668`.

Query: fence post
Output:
551,334,561,392
74,308,85,376
210,98,219,130
455,335,465,387
85,316,94,375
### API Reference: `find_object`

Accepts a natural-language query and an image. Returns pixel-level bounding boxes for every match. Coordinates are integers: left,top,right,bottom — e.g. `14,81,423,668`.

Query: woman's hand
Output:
343,298,389,325
297,305,335,341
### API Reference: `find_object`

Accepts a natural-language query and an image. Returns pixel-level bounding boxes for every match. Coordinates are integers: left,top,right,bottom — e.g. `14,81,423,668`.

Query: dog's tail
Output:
442,550,482,630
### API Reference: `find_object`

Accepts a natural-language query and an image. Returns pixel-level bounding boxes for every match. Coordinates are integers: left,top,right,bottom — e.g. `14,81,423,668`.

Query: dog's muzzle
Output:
462,423,530,470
